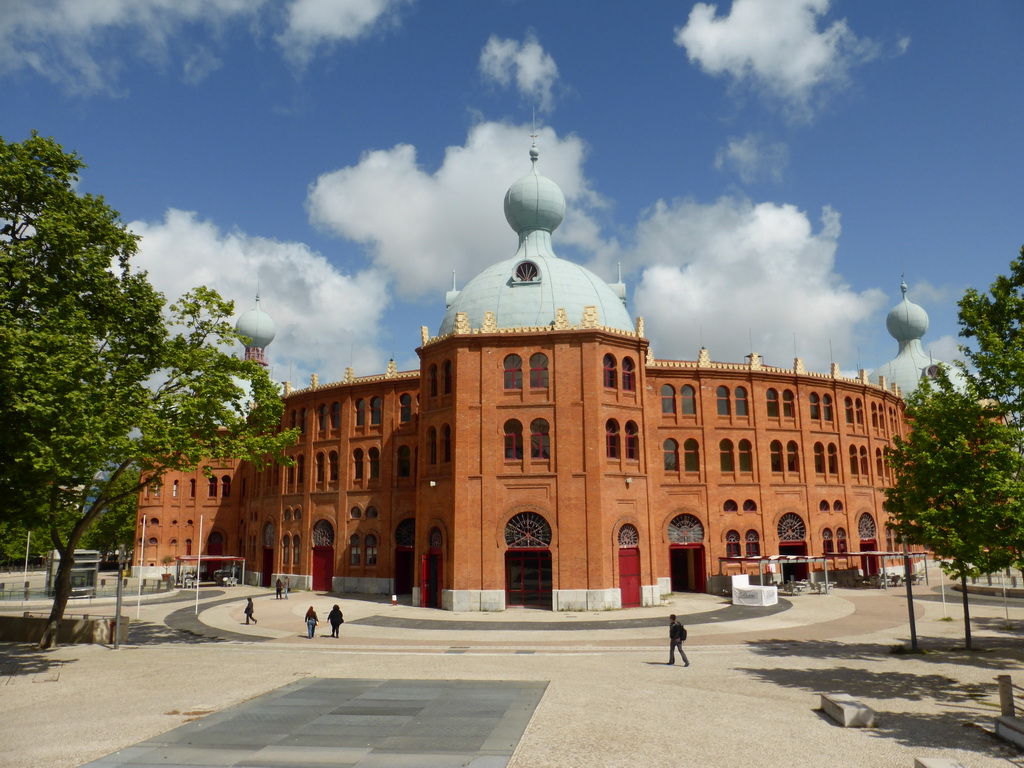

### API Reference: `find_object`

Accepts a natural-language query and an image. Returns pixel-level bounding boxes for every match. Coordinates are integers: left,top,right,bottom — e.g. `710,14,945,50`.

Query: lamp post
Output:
114,546,126,650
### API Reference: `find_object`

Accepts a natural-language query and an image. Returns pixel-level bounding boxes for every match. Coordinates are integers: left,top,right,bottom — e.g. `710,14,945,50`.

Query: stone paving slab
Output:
80,678,547,768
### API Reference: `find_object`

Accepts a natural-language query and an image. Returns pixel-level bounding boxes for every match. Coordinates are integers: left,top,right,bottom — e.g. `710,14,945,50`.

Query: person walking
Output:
284,576,290,599
327,604,344,638
244,597,257,625
668,614,688,666
304,606,318,638
275,578,283,599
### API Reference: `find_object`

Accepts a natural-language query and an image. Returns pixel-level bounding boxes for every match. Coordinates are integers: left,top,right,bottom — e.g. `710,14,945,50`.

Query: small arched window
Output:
370,397,382,426
822,528,835,553
663,438,679,471
351,506,362,519
504,355,523,390
723,499,738,512
368,447,380,479
603,355,617,389
719,439,735,472
605,419,620,459
366,506,378,518
530,353,548,389
625,421,639,460
504,419,524,460
397,445,412,478
355,398,366,427
172,480,179,498
399,393,412,423
716,386,731,416
745,530,761,557
743,499,758,512
836,527,848,553
530,419,550,459
834,500,844,512
683,438,700,472
680,385,697,415
734,387,748,416
622,357,636,391
189,479,196,498
819,499,831,512
661,384,676,414
725,530,741,558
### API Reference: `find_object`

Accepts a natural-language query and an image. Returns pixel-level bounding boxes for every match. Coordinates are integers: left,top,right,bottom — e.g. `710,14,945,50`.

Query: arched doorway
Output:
261,522,275,588
618,524,641,607
777,513,808,581
505,512,552,609
858,513,879,576
422,527,443,608
394,518,415,595
312,520,335,592
668,514,706,593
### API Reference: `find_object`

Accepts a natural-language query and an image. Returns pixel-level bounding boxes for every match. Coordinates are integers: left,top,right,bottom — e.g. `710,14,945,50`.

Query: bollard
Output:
391,594,397,606
998,675,1015,717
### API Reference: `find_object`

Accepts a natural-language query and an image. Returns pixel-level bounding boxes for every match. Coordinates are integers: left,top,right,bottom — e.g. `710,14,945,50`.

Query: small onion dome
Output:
886,281,929,343
236,303,276,349
503,148,566,234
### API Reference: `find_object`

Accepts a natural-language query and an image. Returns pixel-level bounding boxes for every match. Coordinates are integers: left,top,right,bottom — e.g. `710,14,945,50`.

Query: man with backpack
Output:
668,614,689,666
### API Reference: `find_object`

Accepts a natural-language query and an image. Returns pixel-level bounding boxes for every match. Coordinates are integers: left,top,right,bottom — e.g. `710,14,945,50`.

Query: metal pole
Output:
195,515,203,614
136,516,146,619
114,547,125,650
22,531,30,587
1003,569,1010,622
902,540,918,651
938,559,947,619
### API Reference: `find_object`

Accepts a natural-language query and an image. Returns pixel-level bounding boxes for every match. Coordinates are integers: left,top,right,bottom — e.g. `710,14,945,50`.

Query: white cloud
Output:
675,0,882,118
479,33,560,112
715,133,789,183
129,209,392,387
630,195,887,373
306,120,603,299
276,0,411,67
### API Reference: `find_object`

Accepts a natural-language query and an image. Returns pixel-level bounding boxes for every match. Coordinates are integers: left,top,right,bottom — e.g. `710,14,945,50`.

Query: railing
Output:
0,578,172,602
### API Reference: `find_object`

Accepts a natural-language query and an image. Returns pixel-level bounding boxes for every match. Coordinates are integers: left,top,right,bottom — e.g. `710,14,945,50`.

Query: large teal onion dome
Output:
439,147,632,336
236,298,276,350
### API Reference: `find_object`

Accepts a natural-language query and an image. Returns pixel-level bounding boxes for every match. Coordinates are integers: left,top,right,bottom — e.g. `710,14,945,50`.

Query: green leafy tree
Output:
79,467,142,559
0,133,296,648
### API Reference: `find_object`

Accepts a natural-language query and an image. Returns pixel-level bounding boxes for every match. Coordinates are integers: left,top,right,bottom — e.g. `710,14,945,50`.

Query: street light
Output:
113,546,127,650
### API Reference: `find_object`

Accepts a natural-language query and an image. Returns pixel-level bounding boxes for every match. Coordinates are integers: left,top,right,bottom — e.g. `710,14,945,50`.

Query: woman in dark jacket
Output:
327,604,344,638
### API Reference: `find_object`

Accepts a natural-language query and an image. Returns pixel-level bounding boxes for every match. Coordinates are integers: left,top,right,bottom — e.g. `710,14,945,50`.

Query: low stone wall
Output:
0,613,129,645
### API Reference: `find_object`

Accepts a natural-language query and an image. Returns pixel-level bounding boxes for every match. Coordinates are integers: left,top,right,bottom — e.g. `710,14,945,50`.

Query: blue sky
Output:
2,0,1022,387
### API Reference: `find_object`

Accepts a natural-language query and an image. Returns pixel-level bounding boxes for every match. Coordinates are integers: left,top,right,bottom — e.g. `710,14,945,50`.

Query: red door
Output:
669,545,706,593
618,547,641,607
859,540,879,576
312,546,334,592
261,547,274,587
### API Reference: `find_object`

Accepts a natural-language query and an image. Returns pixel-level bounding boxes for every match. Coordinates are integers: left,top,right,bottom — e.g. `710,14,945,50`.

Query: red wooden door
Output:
618,547,641,607
312,546,334,591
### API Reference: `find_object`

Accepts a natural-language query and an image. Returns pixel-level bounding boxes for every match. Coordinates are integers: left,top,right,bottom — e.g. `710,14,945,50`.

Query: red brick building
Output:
136,149,905,610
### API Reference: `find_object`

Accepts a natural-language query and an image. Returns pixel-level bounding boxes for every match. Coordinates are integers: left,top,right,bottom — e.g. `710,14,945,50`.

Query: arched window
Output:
442,424,452,462
663,439,679,471
353,448,364,480
849,445,859,476
858,513,877,540
351,506,362,519
770,440,783,473
505,512,552,548
661,384,676,414
725,530,741,558
738,439,753,472
368,447,380,479
366,506,378,518
834,500,843,512
208,476,218,497
316,453,325,483
329,451,339,481
399,393,412,423
603,354,617,389
530,353,548,389
331,401,341,428
622,357,636,391
365,534,378,565
282,534,290,565
745,530,761,557
355,398,366,427
625,421,639,460
680,385,696,415
734,387,748,416
813,443,825,474
300,408,307,434
318,404,328,432
716,386,731,416
442,360,453,394
668,514,705,544
859,446,869,477
530,419,550,459
221,475,231,497
876,448,884,478
296,455,304,485
397,445,412,477
618,524,639,547
172,480,178,498
786,441,799,474
504,355,523,390
370,396,382,426
293,508,302,521
766,388,779,418
822,528,834,553
185,538,192,555
289,409,296,429
809,393,820,420
313,520,334,547
683,438,700,472
189,479,196,498
782,390,795,418
723,499,738,512
870,402,879,428
855,398,864,425
284,508,291,521
836,527,848,553
819,499,831,512
822,394,833,422
350,534,361,566
778,513,806,541
743,499,758,512
719,439,734,472
504,419,524,460
429,364,438,397
427,426,437,464
845,397,854,424
827,443,839,475
605,419,620,459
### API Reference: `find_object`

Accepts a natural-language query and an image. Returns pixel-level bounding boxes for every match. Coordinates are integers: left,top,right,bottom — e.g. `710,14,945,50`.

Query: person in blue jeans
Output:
668,614,688,666
304,606,318,638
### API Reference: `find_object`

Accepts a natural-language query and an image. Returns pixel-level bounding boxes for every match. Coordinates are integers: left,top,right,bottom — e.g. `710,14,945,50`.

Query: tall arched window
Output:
189,479,196,498
292,533,300,564
282,534,290,566
221,475,231,497
442,360,453,394
822,528,834,554
680,385,696,415
745,530,761,557
316,453,325,483
370,397,382,426
683,438,700,472
350,534,361,566
663,438,679,471
716,386,731,416
368,447,380,479
504,419,524,460
355,398,366,426
603,354,617,388
855,398,864,425
622,357,636,391
397,445,412,477
605,419,620,458
442,424,452,462
786,441,799,474
836,527,848,553
365,534,378,565
770,441,783,473
822,394,833,422
429,364,438,397
300,408,307,433
870,402,879,428
849,445,859,476
530,419,550,459
208,476,218,497
318,404,328,432
860,446,869,477
530,353,548,389
625,421,639,460
399,393,412,423
661,384,676,414
858,513,877,540
329,451,339,481
331,401,341,428
782,390,795,418
876,448,884,478
813,443,825,474
353,448,364,480
734,387,748,416
845,397,854,424
725,530,741,558
172,480,178,498
809,393,821,420
738,439,753,473
504,355,523,390
296,455,304,485
719,439,735,472
827,443,839,475
766,388,779,418
427,426,437,464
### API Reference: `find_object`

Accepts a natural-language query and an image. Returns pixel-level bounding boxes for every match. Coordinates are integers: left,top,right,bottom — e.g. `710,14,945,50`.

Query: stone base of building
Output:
552,588,621,611
657,577,672,596
441,589,506,611
333,577,393,595
641,584,662,606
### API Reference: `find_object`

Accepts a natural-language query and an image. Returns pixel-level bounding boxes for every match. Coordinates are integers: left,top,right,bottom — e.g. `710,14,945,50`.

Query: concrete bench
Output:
995,716,1024,749
914,759,966,768
819,693,876,727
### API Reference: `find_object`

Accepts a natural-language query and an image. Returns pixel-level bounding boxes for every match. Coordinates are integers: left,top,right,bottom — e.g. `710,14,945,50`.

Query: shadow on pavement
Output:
129,620,226,645
0,643,70,678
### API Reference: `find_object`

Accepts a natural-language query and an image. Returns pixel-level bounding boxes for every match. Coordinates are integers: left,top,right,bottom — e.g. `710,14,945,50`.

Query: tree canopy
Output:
0,132,296,647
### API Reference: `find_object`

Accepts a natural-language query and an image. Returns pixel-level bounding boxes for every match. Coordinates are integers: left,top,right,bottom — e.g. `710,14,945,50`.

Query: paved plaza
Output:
2,582,1024,767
